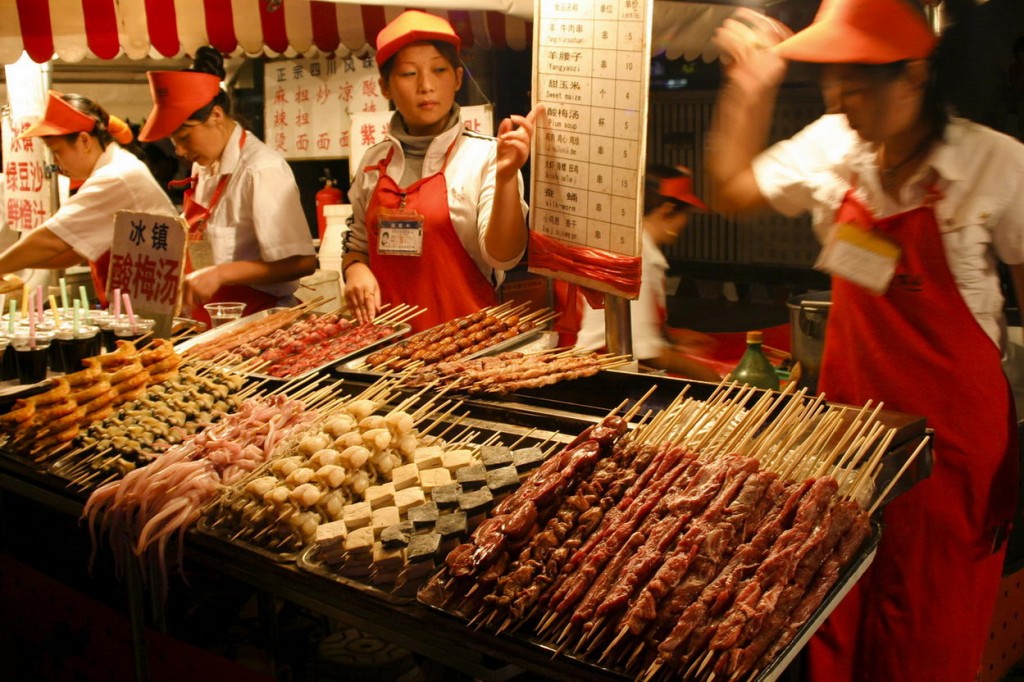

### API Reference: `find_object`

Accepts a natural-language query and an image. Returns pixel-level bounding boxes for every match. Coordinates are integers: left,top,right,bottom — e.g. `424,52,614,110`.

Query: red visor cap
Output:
375,10,461,67
660,173,708,211
138,71,222,142
774,0,937,64
19,90,95,139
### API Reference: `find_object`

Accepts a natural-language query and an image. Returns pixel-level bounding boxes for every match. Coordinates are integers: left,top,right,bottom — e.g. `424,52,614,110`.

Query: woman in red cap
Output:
139,47,317,324
572,165,722,381
342,10,543,332
0,91,174,305
709,0,1022,679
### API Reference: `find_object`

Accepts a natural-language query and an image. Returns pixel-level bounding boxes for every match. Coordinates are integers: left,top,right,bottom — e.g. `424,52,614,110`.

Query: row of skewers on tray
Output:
176,296,634,397
419,382,928,682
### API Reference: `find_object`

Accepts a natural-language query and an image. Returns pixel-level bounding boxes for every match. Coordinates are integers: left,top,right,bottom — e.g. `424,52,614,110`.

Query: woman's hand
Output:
182,265,223,309
343,262,381,325
714,8,792,95
495,103,544,181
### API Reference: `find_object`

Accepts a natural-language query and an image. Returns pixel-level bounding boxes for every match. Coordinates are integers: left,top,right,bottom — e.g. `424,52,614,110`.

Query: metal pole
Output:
603,293,633,358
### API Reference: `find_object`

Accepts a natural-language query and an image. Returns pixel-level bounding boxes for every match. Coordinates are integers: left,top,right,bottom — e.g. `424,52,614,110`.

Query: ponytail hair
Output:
185,45,234,122
58,93,115,148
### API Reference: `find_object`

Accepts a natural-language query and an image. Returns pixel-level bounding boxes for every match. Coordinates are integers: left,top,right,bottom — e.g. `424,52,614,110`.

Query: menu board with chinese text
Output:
264,56,390,161
2,113,52,232
529,0,653,297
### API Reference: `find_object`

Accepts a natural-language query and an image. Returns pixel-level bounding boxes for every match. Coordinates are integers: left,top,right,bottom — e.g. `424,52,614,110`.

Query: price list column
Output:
531,0,652,286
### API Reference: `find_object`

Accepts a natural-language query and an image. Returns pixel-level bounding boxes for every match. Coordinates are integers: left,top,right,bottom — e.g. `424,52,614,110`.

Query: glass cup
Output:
92,312,117,353
111,317,156,345
51,327,75,374
204,302,246,328
62,325,101,372
12,329,55,385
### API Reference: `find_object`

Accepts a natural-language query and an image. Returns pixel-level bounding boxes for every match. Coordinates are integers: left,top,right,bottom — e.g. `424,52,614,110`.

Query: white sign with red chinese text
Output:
263,55,390,160
529,0,653,297
108,211,188,338
348,104,495,179
2,114,52,232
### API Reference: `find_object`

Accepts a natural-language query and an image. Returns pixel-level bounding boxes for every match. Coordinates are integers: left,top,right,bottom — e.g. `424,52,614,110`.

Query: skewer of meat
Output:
745,506,871,680
714,498,866,680
539,445,696,631
655,477,838,676
569,454,756,647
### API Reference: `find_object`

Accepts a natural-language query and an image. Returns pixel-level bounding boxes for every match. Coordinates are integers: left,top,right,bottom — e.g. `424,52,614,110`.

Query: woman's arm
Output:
643,349,724,383
483,104,544,262
0,228,79,274
182,255,317,308
707,9,792,214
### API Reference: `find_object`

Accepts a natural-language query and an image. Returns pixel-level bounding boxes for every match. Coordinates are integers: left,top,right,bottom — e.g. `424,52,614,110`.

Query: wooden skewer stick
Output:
848,426,896,503
624,384,659,422
868,435,929,515
837,422,887,494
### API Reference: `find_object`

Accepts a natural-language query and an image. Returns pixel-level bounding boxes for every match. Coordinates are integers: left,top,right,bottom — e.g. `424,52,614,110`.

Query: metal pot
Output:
787,291,832,392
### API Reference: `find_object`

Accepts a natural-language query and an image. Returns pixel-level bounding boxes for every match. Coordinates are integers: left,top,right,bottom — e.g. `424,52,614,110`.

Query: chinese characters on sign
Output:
529,0,653,294
348,105,495,178
2,114,52,232
264,55,390,160
108,211,187,337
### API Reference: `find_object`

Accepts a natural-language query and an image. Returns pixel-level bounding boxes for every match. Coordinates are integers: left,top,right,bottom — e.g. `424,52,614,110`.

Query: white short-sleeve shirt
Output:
752,114,1024,349
45,144,176,260
192,125,315,300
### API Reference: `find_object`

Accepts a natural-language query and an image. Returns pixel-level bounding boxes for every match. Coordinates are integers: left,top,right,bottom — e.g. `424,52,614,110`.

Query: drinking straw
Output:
0,295,6,319
113,288,121,317
35,286,44,322
28,303,36,351
48,294,62,326
73,305,80,335
122,293,136,331
79,285,89,310
59,277,69,310
8,301,15,335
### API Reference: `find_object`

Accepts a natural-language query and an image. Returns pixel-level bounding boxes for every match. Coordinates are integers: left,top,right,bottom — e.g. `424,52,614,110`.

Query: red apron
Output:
365,144,496,333
89,251,110,308
807,189,1018,681
170,130,278,326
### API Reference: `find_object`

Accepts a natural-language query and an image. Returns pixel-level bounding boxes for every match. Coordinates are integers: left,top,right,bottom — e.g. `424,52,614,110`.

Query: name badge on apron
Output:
816,222,901,295
377,207,424,256
188,234,215,270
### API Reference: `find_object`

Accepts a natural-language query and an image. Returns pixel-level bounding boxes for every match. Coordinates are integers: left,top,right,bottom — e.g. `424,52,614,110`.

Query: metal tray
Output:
175,307,410,381
196,515,299,564
295,543,415,605
337,328,547,373
416,522,880,682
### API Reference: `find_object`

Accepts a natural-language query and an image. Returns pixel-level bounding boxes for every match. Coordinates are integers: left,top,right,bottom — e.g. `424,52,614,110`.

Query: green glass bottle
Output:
728,331,780,390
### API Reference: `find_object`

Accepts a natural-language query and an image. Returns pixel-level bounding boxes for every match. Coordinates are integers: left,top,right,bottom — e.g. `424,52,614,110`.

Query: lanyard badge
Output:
816,222,901,295
377,206,424,256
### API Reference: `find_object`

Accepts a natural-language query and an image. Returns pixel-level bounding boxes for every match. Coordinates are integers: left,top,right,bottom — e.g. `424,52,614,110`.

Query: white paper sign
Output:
2,114,52,232
348,104,495,178
108,211,188,337
529,0,653,297
264,55,391,160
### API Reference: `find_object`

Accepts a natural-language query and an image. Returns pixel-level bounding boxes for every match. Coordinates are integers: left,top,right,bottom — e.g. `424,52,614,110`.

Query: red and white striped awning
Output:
0,0,533,65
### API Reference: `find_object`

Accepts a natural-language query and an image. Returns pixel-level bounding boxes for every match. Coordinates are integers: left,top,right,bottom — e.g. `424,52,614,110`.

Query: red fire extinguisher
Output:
316,169,344,240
